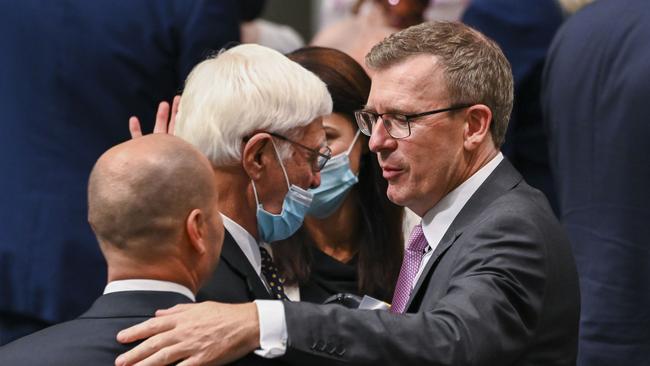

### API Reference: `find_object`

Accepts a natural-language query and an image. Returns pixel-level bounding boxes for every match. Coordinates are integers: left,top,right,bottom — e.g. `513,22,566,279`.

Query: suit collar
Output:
405,158,523,311
79,291,192,319
220,229,273,299
420,153,504,255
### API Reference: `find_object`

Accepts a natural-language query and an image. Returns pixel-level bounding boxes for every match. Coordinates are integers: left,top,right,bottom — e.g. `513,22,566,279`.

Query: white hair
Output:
174,44,333,166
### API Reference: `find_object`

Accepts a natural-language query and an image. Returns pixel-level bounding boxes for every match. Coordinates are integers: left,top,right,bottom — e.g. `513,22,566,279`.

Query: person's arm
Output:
116,203,561,365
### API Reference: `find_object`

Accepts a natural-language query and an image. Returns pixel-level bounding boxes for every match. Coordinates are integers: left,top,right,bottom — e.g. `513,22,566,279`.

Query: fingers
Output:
155,303,192,317
122,337,191,366
169,95,181,135
129,116,143,139
153,101,170,134
116,316,175,345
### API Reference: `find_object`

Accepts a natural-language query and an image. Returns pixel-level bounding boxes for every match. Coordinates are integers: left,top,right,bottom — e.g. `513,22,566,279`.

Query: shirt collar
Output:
221,213,262,276
420,152,504,252
103,279,195,302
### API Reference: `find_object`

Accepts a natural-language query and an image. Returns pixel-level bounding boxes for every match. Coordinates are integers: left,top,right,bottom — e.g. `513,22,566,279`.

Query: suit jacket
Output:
0,291,192,364
198,229,272,303
281,159,580,365
0,0,240,335
198,229,284,366
542,1,650,364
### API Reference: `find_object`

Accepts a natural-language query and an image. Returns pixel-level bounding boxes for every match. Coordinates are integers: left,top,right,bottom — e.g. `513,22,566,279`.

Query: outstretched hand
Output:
114,301,260,366
129,95,181,138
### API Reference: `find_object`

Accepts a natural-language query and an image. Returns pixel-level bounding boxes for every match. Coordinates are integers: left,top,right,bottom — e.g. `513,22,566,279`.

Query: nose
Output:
310,170,321,189
368,117,397,153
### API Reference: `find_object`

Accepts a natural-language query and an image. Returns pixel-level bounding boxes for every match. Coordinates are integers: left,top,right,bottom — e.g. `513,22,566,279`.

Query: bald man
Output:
0,134,223,365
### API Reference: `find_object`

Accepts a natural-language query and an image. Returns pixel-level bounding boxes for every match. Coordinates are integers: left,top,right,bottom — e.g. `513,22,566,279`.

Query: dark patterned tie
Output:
259,246,289,300
390,224,428,313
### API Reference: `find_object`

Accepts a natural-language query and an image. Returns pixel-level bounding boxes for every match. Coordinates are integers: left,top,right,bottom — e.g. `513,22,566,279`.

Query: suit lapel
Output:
79,291,192,319
405,158,523,311
220,229,272,299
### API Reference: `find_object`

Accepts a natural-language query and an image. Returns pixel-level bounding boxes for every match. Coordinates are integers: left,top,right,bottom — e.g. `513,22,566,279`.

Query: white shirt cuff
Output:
254,300,287,358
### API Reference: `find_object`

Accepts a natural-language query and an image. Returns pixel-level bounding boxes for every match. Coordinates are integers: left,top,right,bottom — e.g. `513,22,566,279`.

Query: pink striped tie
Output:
390,224,428,313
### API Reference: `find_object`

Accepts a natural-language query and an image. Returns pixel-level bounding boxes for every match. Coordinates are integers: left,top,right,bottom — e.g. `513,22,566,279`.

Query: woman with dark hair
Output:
273,46,404,303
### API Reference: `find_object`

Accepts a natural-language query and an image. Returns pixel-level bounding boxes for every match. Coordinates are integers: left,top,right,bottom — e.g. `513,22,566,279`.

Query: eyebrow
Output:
362,106,412,115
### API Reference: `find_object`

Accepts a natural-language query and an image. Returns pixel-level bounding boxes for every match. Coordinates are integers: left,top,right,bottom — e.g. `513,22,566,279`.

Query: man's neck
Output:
213,167,259,240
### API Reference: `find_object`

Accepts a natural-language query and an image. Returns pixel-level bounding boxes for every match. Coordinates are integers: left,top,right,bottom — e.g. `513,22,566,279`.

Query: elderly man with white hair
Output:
130,43,332,365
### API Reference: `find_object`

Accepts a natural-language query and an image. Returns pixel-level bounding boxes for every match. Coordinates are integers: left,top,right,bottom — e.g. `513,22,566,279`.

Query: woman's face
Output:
323,112,365,174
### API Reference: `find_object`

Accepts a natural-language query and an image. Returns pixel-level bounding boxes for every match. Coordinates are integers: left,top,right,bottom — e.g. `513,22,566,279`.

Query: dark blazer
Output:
281,159,580,365
0,291,192,365
542,1,650,364
0,0,240,341
198,229,285,366
198,229,272,303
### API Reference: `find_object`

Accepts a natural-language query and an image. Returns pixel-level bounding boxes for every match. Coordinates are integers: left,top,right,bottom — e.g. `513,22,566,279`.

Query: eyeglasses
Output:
269,132,332,172
354,104,472,139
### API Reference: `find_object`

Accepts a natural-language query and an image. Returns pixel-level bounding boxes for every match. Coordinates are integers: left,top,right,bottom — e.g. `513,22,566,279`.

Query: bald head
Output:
88,134,217,257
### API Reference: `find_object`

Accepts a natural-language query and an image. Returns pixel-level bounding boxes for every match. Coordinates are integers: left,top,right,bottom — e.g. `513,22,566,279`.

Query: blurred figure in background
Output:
0,134,224,365
240,0,305,54
274,47,403,303
462,0,564,213
543,0,650,364
311,0,430,71
556,0,595,14
0,0,240,344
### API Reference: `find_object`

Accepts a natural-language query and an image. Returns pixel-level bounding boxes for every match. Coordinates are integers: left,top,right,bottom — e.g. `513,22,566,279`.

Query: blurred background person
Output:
0,0,241,344
542,0,650,364
240,0,305,54
311,0,431,71
0,134,224,364
274,47,404,303
462,0,564,213
556,0,595,15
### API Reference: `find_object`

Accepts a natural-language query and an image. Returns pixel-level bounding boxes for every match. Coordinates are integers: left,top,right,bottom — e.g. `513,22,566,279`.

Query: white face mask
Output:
252,139,313,242
307,130,361,219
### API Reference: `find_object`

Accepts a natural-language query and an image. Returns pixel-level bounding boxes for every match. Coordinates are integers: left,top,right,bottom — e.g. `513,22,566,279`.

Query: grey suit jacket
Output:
281,159,579,365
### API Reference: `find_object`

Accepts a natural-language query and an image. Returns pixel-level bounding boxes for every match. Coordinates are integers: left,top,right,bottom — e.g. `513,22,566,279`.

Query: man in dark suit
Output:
114,22,580,366
130,42,333,307
0,134,224,364
126,43,332,363
0,0,240,344
542,1,650,364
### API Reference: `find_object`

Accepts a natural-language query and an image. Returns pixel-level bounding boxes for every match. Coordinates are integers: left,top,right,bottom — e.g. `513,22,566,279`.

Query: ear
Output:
463,104,492,151
241,133,272,181
186,208,207,255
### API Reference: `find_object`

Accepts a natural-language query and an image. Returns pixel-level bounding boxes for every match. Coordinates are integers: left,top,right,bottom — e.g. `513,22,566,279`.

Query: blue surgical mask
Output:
308,130,361,219
252,140,313,243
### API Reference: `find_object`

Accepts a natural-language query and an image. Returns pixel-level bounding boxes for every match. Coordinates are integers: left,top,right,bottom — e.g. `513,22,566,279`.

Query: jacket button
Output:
311,340,322,350
335,346,346,357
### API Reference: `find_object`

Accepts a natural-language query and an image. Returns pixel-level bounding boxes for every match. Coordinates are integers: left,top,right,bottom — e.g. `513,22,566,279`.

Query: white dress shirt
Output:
415,152,503,284
255,152,504,357
221,213,298,357
103,279,195,302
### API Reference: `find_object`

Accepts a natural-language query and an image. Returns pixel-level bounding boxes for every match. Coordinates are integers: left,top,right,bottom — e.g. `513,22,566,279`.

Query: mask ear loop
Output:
250,136,291,210
270,138,291,189
251,180,262,207
345,129,362,156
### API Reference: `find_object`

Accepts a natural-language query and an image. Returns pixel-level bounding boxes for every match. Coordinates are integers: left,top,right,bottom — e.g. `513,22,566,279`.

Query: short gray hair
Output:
175,44,333,166
366,21,513,147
